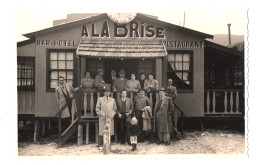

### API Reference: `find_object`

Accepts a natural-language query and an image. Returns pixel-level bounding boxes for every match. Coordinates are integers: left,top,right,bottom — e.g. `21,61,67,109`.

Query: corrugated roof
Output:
76,39,167,58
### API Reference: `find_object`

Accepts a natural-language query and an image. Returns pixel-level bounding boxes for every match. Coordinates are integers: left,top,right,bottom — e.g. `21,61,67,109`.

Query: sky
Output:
14,7,247,42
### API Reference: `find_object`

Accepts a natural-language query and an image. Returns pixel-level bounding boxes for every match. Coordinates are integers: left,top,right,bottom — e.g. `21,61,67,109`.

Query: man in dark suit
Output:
116,90,133,144
154,88,174,146
109,70,117,87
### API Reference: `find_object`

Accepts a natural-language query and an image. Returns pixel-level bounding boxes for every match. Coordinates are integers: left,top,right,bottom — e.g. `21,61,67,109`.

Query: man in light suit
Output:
96,86,117,150
116,90,133,144
55,76,79,123
154,88,174,146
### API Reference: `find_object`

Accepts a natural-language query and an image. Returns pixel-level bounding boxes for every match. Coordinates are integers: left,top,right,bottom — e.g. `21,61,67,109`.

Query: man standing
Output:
113,69,128,92
155,88,174,146
96,86,117,150
116,90,133,144
94,68,106,91
55,76,79,123
165,78,178,130
139,73,146,89
133,89,151,142
109,70,117,87
165,78,177,100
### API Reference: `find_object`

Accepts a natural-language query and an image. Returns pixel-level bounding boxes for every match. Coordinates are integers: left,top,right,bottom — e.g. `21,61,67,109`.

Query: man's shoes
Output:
156,141,164,145
165,141,171,146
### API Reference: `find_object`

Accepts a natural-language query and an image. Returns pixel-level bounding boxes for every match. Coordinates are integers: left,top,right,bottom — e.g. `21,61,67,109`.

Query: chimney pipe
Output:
227,23,231,45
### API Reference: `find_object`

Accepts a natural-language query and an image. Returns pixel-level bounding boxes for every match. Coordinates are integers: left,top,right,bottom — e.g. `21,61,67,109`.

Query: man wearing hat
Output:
96,86,117,150
108,70,117,88
113,69,128,92
154,87,174,146
133,88,152,142
94,68,106,90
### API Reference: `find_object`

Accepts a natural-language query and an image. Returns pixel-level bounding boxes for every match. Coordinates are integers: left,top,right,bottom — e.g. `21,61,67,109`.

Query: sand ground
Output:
18,129,245,156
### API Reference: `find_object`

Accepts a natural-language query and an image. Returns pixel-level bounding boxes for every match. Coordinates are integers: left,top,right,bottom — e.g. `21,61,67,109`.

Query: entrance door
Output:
104,59,138,82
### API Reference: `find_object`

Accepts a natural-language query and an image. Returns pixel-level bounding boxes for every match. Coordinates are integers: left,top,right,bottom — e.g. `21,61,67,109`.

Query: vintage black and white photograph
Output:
10,1,251,158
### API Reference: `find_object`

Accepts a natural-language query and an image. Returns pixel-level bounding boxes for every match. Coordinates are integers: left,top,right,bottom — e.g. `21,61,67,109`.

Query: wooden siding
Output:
17,43,36,115
33,16,206,117
163,26,205,117
17,90,35,114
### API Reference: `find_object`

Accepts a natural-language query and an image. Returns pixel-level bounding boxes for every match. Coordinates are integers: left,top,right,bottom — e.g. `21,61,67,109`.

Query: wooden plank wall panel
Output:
35,25,82,117
163,27,205,117
17,91,35,114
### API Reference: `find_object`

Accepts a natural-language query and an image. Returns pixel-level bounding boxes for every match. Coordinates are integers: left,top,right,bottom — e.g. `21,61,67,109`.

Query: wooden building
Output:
17,13,244,144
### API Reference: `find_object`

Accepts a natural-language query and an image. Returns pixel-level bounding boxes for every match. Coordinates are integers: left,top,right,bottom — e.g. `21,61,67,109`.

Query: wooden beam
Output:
34,120,40,142
77,124,83,145
86,123,89,144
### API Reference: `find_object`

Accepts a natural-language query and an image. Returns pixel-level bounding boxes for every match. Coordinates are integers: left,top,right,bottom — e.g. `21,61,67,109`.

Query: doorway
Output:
104,59,138,82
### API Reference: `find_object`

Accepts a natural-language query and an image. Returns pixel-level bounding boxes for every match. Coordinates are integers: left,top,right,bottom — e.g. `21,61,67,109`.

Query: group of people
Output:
80,68,159,93
55,69,177,152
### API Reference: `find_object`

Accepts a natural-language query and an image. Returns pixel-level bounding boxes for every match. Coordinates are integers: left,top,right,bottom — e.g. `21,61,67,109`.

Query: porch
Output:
204,41,244,117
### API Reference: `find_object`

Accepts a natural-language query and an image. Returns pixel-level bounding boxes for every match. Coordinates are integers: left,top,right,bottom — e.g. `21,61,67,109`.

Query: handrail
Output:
173,102,187,117
205,89,242,92
55,96,75,117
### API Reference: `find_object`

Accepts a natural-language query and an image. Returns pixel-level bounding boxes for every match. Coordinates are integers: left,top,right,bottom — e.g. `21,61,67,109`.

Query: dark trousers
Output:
118,115,130,143
135,110,145,142
98,135,103,147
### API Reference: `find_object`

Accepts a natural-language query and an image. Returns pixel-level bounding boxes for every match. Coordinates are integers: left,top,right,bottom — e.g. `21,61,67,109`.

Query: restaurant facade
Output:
17,13,244,144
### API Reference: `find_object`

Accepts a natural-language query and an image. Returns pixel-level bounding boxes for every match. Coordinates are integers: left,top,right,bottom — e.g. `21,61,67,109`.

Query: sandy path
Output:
18,129,245,156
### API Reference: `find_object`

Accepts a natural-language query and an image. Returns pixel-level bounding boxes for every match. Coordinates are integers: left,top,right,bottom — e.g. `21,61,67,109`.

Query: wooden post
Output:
90,92,94,116
77,124,83,145
181,113,184,136
200,120,204,131
41,121,47,137
206,91,210,113
84,93,87,116
34,120,40,142
58,114,62,147
224,91,228,113
95,122,99,144
236,91,240,113
48,121,52,131
230,91,234,113
212,91,216,113
86,123,89,144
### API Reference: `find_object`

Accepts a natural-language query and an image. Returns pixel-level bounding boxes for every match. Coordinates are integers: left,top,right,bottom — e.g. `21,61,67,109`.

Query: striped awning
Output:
76,39,167,58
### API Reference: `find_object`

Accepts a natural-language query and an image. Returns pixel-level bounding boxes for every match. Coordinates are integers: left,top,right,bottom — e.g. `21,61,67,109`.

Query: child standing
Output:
129,116,140,151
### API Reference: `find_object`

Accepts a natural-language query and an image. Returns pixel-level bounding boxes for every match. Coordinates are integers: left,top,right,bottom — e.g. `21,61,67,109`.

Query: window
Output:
47,50,76,91
167,51,193,92
138,59,154,77
86,58,104,76
17,57,35,90
233,63,243,86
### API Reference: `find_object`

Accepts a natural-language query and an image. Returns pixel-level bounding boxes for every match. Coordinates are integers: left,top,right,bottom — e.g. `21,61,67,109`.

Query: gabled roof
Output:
23,13,213,39
17,38,35,47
